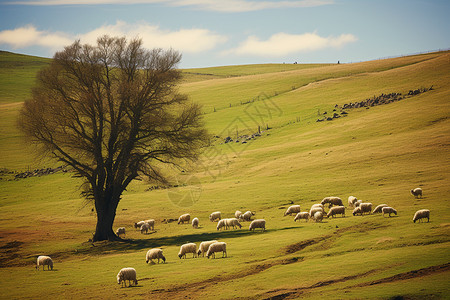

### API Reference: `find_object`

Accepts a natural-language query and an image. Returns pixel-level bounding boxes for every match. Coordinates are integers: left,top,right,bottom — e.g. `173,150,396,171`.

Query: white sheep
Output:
209,211,221,222
146,248,166,264
360,203,373,215
144,219,155,231
382,207,397,217
178,243,197,259
284,205,301,216
117,267,138,287
372,204,388,214
354,200,363,207
413,209,430,223
309,207,324,219
206,242,227,259
411,188,423,198
140,223,150,234
178,213,191,224
115,227,126,237
36,255,53,271
197,240,218,257
224,218,242,229
321,197,343,208
235,210,243,219
313,211,324,222
294,212,309,222
192,217,199,229
134,221,146,229
348,196,358,207
240,210,255,221
327,206,345,218
249,219,266,231
352,206,362,216
216,219,226,230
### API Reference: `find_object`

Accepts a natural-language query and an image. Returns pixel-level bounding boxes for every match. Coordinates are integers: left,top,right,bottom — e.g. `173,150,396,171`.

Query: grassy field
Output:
0,50,449,299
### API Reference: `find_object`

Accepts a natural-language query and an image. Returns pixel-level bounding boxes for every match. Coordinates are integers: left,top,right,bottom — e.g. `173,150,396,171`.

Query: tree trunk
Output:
93,195,121,242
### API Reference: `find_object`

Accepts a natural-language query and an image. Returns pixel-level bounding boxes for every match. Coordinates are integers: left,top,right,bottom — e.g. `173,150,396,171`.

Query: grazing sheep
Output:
327,206,345,218
209,211,221,222
360,203,373,215
216,219,227,230
206,242,227,259
413,209,430,223
140,223,150,234
372,204,388,214
348,196,358,207
411,188,423,198
382,207,397,217
115,227,126,237
321,197,343,208
240,210,255,221
178,243,197,259
36,255,53,271
146,248,166,264
197,240,218,257
352,206,362,216
309,207,324,219
249,219,266,231
117,267,138,287
134,221,146,229
313,211,324,222
294,212,310,222
178,213,191,224
354,200,363,207
235,210,243,219
144,219,155,231
225,218,242,229
192,217,199,229
284,205,301,216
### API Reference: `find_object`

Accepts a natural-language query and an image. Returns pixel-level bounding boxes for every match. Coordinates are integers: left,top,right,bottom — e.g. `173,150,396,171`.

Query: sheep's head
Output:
161,256,166,263
178,253,183,259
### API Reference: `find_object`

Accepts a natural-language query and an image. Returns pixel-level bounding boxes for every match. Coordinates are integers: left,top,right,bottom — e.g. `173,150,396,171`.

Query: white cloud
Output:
224,32,357,57
169,0,334,12
0,21,227,54
79,21,227,53
4,0,334,12
0,25,72,50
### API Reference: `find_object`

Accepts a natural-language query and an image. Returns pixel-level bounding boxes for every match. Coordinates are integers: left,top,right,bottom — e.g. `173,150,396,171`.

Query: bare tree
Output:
18,36,208,241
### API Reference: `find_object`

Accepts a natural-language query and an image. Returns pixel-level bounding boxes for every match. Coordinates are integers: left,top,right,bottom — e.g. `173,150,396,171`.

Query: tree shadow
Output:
77,226,300,254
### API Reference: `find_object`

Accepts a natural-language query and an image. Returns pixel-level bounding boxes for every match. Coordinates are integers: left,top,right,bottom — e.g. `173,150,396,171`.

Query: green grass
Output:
0,50,449,299
0,51,50,104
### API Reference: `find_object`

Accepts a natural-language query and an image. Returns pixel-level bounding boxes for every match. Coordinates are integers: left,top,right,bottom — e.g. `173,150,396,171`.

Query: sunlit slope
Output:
0,51,449,299
180,52,442,116
0,51,50,104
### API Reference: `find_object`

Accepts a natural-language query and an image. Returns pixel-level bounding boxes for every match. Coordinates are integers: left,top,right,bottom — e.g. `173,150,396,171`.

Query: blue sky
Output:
0,0,449,68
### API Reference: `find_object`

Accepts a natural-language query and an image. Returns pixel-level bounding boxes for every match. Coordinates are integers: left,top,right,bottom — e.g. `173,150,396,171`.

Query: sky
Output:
0,0,449,68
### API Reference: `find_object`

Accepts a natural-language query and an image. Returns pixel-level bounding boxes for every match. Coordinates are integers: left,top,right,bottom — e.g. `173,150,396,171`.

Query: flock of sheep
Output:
35,187,430,288
286,188,429,224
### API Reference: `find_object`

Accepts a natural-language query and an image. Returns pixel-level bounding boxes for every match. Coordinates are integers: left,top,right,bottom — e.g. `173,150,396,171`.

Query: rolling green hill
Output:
0,50,449,299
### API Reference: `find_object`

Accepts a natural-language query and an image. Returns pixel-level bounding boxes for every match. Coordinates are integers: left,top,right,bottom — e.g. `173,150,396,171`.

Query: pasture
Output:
0,50,449,299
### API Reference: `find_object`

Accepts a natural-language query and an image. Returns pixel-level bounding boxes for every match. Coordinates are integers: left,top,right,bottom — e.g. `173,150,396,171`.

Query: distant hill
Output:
0,51,51,104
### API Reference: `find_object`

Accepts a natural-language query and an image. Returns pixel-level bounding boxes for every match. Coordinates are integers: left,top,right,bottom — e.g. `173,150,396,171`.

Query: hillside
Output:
0,51,449,299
